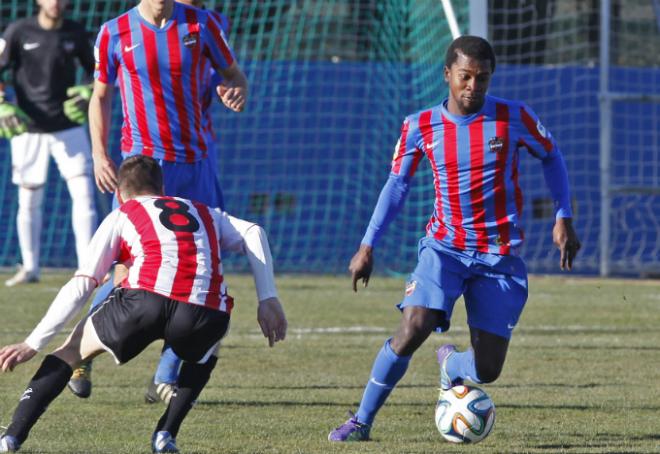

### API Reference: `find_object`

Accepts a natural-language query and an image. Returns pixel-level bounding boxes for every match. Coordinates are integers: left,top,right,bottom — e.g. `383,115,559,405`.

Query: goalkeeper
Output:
0,0,97,287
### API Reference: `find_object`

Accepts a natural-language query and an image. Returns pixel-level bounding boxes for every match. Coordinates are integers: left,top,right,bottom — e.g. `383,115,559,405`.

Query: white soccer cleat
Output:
4,266,39,287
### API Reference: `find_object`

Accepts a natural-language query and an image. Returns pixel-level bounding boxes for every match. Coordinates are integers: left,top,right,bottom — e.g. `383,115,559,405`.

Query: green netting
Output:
0,0,461,273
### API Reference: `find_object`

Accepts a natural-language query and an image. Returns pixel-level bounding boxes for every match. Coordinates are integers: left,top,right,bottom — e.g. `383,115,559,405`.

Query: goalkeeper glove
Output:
0,102,29,140
63,84,93,124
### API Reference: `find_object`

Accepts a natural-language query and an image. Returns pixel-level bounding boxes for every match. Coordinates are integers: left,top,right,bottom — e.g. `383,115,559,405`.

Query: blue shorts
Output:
398,237,528,339
119,153,224,209
159,158,224,209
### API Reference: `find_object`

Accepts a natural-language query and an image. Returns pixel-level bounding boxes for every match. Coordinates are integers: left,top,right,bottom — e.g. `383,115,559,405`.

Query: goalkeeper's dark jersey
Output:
0,17,94,133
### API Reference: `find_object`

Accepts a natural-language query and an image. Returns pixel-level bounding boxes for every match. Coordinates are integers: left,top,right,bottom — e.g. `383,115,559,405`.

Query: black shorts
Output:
91,288,230,364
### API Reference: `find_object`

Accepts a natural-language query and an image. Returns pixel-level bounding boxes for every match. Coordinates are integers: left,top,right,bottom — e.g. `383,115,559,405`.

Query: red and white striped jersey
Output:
77,195,250,313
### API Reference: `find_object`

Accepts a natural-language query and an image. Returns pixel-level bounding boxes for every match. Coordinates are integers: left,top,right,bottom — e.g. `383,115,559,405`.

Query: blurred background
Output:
0,0,658,277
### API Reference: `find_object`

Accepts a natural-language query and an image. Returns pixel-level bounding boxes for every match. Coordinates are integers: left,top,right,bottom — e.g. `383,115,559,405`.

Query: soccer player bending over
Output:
0,155,287,453
329,35,580,442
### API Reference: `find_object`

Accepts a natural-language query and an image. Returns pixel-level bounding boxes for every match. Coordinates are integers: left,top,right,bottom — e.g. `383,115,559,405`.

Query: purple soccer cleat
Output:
328,412,371,442
437,344,464,391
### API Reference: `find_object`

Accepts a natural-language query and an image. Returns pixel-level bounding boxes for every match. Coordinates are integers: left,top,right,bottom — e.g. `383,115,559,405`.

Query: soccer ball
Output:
435,385,496,443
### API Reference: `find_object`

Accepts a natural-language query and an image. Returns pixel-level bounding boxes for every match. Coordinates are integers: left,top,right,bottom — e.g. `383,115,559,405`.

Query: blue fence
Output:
0,62,657,275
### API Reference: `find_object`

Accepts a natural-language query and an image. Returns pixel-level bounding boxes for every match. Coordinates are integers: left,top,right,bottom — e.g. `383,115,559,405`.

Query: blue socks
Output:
356,339,411,425
154,346,183,385
445,349,482,384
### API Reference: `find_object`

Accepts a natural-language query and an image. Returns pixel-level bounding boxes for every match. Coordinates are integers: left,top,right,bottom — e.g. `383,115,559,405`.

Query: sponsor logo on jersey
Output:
488,136,504,153
124,43,140,53
23,42,40,51
405,280,417,296
182,32,199,48
536,119,548,138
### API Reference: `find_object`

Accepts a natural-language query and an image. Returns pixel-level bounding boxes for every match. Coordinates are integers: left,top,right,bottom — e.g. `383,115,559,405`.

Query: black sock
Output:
6,354,73,444
155,355,218,438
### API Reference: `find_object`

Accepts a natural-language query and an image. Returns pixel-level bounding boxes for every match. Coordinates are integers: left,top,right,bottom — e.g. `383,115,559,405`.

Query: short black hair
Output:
118,155,163,196
445,35,496,72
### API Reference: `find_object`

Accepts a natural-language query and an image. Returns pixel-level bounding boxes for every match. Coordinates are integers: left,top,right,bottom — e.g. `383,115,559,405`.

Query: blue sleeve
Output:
361,174,411,246
361,117,423,246
541,147,573,219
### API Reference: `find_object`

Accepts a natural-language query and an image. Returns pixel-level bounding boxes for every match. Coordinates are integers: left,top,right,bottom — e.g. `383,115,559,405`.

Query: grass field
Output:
0,272,659,453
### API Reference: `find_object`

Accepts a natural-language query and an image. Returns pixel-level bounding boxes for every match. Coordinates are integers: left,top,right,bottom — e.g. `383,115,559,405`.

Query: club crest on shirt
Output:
405,280,417,296
182,32,199,48
488,136,505,153
63,40,75,52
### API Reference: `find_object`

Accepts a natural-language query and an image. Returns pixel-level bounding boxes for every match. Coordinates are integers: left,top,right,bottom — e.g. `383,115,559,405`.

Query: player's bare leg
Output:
69,264,127,399
437,328,510,394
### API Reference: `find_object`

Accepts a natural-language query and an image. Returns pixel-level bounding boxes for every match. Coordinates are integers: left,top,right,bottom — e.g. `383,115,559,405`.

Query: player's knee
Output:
391,317,434,356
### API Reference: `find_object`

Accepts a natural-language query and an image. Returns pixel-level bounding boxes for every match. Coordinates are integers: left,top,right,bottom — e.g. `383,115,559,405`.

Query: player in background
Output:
143,0,234,404
329,36,581,442
0,0,97,287
0,155,287,454
67,0,248,397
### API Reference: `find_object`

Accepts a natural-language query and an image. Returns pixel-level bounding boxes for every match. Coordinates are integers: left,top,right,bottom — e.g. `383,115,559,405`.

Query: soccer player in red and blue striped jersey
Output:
329,36,581,442
70,0,247,401
89,0,247,205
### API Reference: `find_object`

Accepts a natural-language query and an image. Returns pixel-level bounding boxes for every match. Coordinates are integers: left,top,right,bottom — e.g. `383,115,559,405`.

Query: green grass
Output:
0,272,659,453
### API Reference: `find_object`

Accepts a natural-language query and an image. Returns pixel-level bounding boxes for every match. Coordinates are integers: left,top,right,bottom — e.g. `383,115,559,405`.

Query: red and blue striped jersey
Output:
362,95,572,255
94,2,236,162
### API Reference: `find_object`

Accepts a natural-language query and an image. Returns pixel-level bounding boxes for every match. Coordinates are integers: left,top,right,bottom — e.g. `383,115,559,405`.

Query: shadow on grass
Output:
196,399,660,412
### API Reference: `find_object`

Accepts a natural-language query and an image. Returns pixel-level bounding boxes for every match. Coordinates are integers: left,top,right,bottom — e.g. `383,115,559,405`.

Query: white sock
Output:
66,175,97,268
17,186,44,273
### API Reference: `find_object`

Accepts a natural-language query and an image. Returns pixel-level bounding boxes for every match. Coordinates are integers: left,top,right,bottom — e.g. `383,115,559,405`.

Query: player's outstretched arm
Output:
349,244,374,292
0,343,37,372
216,62,248,112
257,297,287,347
552,217,581,271
88,80,117,193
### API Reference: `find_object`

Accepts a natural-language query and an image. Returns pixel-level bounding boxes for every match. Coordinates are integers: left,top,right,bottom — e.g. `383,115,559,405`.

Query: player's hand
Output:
0,102,29,140
216,82,246,112
553,217,581,271
0,342,38,372
63,84,93,124
349,244,374,292
257,297,287,347
92,152,118,193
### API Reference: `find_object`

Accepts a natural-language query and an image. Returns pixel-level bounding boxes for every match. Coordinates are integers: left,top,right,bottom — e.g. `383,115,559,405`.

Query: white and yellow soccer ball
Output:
435,385,496,443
